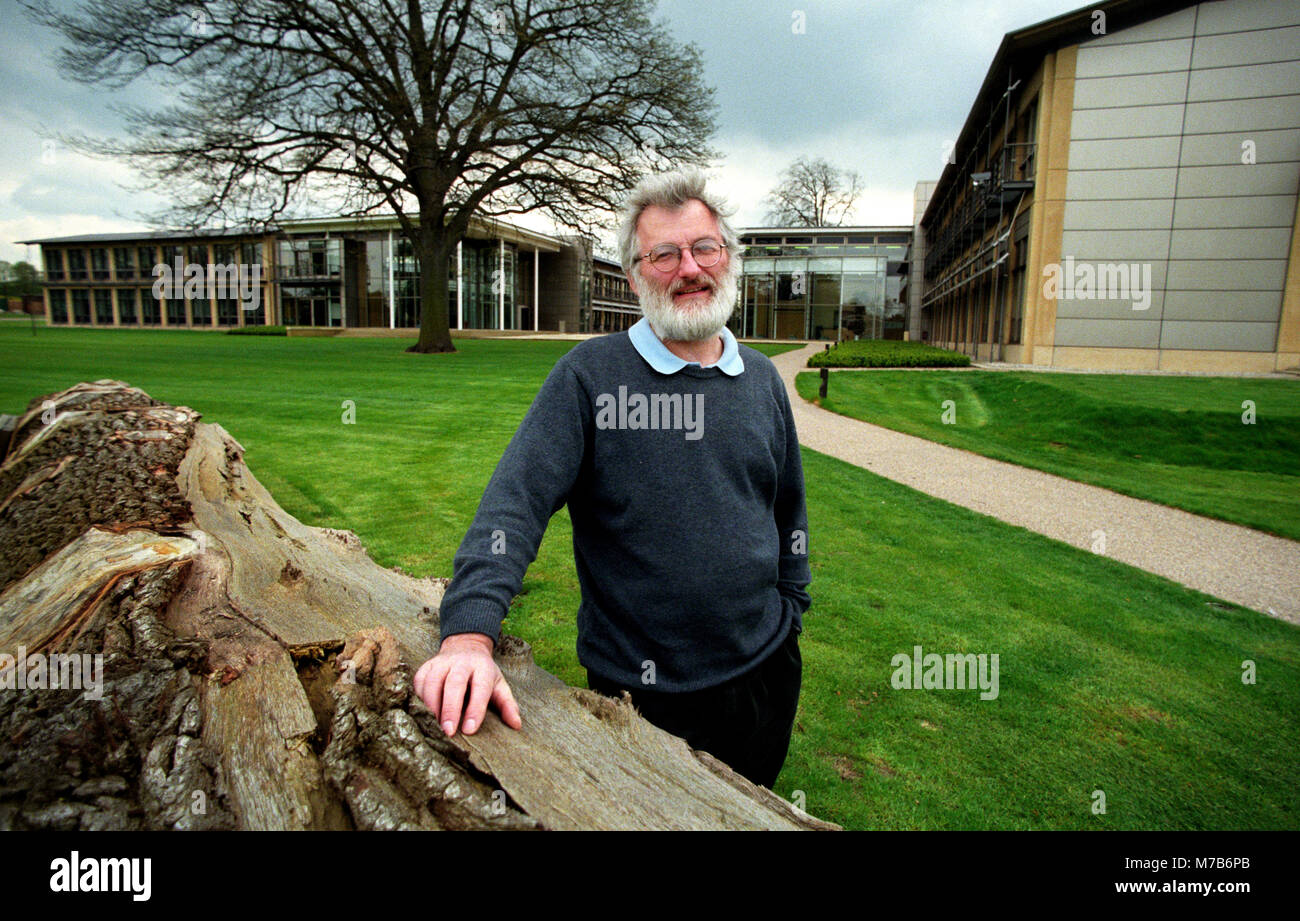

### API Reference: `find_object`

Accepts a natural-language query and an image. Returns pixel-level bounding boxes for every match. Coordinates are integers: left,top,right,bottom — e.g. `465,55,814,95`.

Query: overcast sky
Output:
0,0,1088,264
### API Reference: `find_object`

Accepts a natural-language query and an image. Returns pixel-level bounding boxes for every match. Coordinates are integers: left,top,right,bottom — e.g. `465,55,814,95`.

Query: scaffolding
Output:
920,70,1037,360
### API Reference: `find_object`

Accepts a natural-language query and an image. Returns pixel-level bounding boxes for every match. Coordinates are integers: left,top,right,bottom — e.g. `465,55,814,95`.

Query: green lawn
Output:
4,327,1297,830
796,369,1300,542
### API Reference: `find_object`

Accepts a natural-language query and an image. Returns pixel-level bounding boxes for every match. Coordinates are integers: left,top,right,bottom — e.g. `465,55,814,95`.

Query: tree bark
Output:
407,226,456,354
0,381,837,831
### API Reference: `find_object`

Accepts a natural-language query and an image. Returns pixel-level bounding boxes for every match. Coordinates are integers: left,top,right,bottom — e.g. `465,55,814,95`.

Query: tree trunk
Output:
0,381,837,831
406,225,456,354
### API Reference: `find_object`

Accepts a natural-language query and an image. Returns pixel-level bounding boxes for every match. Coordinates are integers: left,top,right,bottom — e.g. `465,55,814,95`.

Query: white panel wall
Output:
1060,0,1300,351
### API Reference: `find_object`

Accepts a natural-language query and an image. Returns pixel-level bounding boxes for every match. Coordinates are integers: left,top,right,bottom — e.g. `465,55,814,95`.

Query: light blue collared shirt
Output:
628,316,745,376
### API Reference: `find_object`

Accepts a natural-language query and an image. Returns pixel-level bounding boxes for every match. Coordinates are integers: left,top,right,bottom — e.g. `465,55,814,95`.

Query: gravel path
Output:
772,343,1300,624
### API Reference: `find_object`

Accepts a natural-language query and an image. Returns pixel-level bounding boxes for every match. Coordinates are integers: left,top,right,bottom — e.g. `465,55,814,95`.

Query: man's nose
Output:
677,247,704,277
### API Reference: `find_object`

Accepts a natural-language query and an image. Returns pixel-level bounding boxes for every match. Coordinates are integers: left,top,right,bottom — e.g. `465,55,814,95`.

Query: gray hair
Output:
616,169,742,275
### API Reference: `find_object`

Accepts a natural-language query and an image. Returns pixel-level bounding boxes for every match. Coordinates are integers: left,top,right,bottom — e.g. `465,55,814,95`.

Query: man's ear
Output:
625,270,639,296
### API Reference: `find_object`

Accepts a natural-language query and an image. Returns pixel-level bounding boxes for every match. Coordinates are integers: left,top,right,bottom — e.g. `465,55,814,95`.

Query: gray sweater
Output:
437,330,812,692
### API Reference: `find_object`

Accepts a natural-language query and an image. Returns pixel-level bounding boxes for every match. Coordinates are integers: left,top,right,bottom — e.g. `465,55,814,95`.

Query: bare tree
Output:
24,0,718,352
763,156,862,227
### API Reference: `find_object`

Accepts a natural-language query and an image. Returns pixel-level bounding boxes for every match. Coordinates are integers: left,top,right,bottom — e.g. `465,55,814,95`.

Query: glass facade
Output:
138,246,158,282
49,289,67,323
392,237,420,328
36,224,568,333
141,289,160,325
278,238,340,279
113,247,134,280
94,289,113,324
117,289,137,324
732,231,911,340
282,285,342,326
217,293,239,326
71,289,90,323
91,248,110,281
458,240,518,329
240,242,264,325
269,233,524,331
66,249,87,281
167,292,186,325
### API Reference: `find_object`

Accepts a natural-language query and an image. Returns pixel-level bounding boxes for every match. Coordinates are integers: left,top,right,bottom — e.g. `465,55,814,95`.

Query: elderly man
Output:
413,169,811,788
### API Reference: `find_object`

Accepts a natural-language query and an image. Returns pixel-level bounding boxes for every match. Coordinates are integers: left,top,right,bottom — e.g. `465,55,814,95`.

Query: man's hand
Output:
412,632,523,737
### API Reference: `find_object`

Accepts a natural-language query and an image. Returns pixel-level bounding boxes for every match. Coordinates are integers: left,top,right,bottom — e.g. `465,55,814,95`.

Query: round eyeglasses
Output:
637,238,726,272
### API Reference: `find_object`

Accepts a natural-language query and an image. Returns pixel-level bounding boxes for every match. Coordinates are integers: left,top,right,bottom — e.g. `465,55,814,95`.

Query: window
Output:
217,295,239,326
71,289,90,323
139,247,158,282
978,285,990,345
1017,96,1038,182
279,238,341,278
191,292,212,325
91,248,110,280
1010,235,1028,345
113,247,134,280
117,289,138,324
66,250,87,281
49,289,68,323
45,250,64,282
94,289,113,324
140,288,161,325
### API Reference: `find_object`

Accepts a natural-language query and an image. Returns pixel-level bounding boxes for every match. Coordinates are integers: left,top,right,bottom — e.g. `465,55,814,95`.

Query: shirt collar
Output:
629,316,745,376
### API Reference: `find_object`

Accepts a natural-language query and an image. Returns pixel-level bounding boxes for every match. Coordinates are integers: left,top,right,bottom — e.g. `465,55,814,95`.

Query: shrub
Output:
806,339,971,368
228,325,288,336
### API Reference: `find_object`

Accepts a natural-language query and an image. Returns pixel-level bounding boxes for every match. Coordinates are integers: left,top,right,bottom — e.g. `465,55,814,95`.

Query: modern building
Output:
22,214,597,333
731,226,912,341
590,255,641,333
24,213,917,341
919,0,1300,372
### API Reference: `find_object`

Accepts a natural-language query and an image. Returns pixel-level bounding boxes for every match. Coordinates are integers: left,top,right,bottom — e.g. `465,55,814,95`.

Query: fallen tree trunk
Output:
0,380,837,831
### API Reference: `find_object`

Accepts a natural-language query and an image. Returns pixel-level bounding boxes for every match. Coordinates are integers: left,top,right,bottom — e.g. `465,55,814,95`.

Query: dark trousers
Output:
586,623,802,789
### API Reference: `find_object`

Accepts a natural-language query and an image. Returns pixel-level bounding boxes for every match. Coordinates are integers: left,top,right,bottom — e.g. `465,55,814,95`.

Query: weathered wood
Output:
0,380,838,831
0,527,199,655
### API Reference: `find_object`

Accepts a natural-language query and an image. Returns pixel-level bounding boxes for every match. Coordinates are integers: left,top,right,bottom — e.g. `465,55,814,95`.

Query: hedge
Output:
806,339,971,368
227,325,288,336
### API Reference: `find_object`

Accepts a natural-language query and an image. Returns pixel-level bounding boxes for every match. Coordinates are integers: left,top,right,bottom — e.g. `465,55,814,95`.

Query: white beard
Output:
639,262,739,342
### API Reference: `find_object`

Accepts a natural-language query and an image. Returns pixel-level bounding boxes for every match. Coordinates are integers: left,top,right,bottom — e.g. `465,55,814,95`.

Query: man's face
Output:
628,199,739,342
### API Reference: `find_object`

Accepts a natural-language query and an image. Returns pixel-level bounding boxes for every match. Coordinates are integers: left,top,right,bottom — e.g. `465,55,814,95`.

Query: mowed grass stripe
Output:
795,368,1300,541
